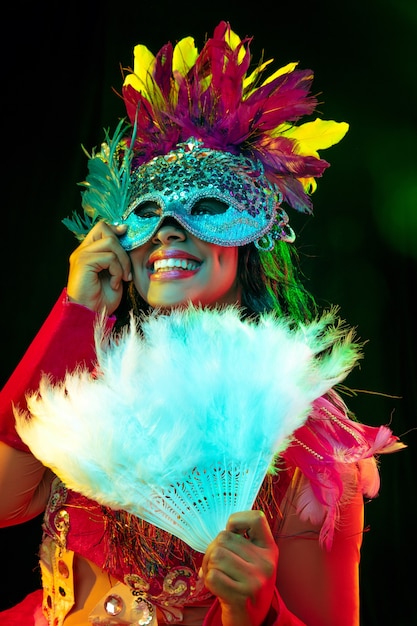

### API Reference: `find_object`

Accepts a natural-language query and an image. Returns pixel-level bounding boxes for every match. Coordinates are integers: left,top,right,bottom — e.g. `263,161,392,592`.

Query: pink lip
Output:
148,248,202,266
150,268,199,282
147,247,202,281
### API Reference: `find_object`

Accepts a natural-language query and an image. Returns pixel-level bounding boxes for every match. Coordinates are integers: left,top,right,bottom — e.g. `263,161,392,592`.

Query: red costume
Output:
0,292,402,625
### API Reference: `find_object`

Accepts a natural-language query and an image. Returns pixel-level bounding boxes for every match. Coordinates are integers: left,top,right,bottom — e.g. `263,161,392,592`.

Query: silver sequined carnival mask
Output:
118,138,295,251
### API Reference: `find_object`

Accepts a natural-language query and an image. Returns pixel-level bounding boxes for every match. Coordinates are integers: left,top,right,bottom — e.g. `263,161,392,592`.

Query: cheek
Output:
219,248,239,277
129,252,149,295
133,275,149,301
211,248,239,292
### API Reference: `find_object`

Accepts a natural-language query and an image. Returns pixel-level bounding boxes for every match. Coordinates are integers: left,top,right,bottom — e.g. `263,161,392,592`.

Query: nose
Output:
152,218,186,245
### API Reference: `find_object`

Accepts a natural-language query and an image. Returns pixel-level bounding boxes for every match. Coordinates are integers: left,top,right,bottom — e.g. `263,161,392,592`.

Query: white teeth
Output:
153,258,199,271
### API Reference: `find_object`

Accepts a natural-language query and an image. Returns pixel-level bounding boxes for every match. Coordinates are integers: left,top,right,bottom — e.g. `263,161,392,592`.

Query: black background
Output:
1,1,416,624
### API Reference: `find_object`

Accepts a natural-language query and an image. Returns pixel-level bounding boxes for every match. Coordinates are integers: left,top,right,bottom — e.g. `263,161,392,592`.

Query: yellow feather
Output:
133,44,156,79
173,36,199,76
281,119,349,157
243,59,274,92
224,26,243,59
123,44,157,100
261,61,299,87
243,61,298,97
299,177,317,194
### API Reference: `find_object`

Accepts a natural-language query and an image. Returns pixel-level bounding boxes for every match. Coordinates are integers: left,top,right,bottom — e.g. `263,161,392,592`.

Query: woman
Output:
0,21,403,626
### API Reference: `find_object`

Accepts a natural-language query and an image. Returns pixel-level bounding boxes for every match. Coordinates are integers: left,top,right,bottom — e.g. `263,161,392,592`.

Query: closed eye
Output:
134,201,162,218
191,198,228,216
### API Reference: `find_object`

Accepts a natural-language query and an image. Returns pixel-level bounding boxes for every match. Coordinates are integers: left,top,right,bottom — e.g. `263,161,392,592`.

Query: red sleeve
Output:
0,289,115,452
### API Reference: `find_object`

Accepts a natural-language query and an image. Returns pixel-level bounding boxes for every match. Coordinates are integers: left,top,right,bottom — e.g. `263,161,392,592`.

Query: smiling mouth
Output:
151,258,201,273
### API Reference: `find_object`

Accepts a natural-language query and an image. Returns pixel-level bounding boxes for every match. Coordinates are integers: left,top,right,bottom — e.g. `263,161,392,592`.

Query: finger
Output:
201,528,254,582
67,247,127,312
226,510,275,548
79,223,132,282
90,251,126,290
84,220,126,242
201,541,243,591
70,247,124,280
201,536,266,601
90,222,128,242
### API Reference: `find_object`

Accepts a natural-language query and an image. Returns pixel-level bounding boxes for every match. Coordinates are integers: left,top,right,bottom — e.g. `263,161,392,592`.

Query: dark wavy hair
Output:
236,241,317,322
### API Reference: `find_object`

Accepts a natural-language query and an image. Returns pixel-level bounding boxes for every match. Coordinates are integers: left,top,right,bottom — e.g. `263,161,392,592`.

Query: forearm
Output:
0,290,115,524
275,481,363,626
0,288,115,452
202,590,306,626
0,442,54,526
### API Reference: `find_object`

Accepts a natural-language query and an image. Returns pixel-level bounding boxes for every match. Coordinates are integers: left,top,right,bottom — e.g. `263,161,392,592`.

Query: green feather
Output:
62,118,136,239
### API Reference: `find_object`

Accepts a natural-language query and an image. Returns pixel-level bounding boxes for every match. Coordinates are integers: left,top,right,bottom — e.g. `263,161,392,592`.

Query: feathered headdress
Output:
63,21,349,250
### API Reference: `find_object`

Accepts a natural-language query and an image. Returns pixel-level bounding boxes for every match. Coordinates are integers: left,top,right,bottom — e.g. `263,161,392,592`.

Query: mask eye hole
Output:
191,198,228,216
134,201,162,218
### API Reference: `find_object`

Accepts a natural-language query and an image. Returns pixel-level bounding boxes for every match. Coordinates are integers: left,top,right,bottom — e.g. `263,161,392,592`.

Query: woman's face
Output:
129,217,240,308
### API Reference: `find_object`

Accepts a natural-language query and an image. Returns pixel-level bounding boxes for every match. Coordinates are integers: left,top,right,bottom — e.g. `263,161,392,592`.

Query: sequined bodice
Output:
42,478,213,620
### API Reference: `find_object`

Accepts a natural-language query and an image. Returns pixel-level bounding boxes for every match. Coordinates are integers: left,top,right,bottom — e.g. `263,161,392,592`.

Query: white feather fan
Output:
15,306,360,552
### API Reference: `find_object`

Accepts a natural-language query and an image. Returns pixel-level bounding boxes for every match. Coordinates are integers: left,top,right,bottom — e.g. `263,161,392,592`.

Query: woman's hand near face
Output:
201,510,278,626
67,222,132,315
